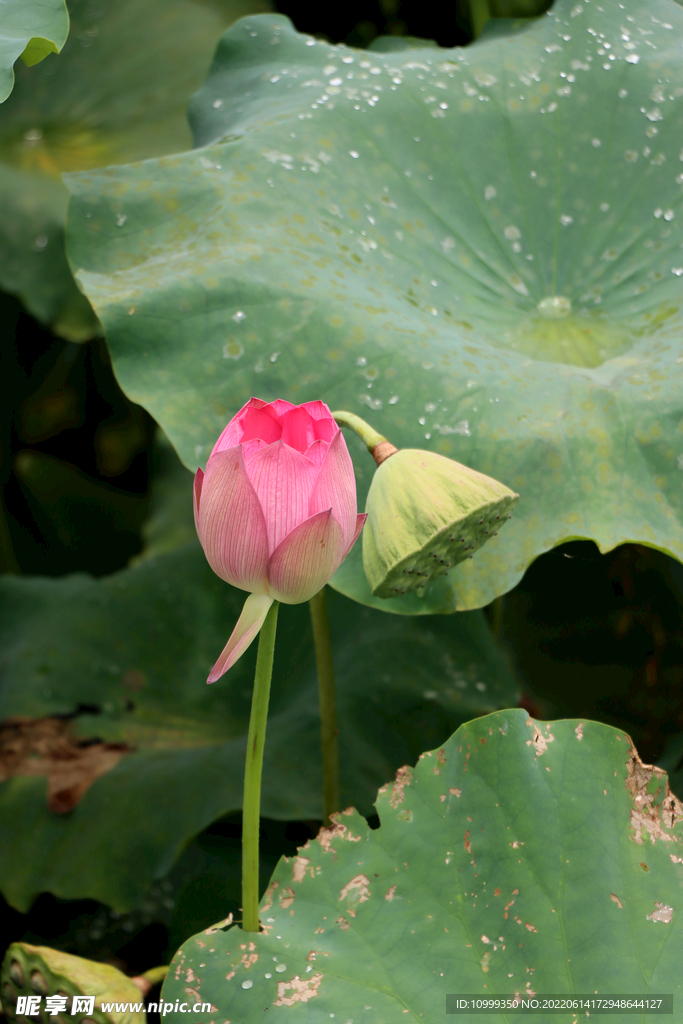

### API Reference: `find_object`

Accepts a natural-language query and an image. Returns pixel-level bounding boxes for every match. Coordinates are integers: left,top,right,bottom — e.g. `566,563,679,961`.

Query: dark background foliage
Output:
2,0,683,993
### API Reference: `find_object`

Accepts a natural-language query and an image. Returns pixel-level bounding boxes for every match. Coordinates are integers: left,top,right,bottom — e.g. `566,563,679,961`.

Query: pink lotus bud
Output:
194,398,366,681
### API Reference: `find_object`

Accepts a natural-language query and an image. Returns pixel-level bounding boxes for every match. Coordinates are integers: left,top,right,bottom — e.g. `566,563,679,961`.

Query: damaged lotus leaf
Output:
0,541,515,912
0,0,269,341
0,716,132,814
0,0,69,103
161,712,683,1021
67,0,683,613
1,942,145,1024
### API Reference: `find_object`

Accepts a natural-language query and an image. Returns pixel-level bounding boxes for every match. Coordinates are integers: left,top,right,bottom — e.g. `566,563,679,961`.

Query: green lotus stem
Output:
332,411,388,451
139,966,168,987
470,0,491,37
309,587,340,826
132,965,169,995
242,600,280,932
332,411,398,465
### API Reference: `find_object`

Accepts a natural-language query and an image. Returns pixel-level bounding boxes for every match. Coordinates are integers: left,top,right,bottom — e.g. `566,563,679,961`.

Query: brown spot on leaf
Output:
575,723,583,741
610,893,623,908
274,973,323,1007
464,830,472,855
279,887,295,911
647,901,673,923
449,787,461,797
385,885,397,901
339,874,371,916
317,821,347,852
292,857,312,883
433,748,447,775
336,917,350,930
261,882,278,913
525,719,555,756
625,741,683,846
390,765,413,808
316,819,363,855
0,716,132,813
204,913,232,934
525,923,537,933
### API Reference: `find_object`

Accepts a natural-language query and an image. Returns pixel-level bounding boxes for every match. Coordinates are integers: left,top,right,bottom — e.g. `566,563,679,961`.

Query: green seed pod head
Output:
362,449,519,599
1,941,147,1024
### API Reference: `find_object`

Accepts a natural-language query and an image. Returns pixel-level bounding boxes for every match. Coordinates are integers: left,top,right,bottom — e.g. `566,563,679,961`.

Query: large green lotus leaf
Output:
0,544,516,912
161,711,683,1022
66,0,683,611
0,0,68,103
0,0,269,341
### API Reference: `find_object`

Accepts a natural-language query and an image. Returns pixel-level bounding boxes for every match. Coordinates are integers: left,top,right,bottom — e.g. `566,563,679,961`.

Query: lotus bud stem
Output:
332,411,398,466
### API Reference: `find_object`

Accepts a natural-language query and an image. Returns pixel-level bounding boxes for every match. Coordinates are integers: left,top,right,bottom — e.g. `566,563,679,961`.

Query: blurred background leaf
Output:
0,0,69,103
0,298,154,578
0,0,272,341
0,537,517,912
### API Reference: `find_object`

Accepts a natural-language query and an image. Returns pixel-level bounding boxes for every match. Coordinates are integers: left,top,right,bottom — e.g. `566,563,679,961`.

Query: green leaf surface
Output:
0,544,516,912
66,0,683,611
0,0,269,340
161,711,683,1022
368,35,439,52
475,17,540,42
0,0,68,103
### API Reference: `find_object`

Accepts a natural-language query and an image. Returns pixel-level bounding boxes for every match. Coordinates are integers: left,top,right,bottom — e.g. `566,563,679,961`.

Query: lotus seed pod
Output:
0,942,148,1024
362,449,519,598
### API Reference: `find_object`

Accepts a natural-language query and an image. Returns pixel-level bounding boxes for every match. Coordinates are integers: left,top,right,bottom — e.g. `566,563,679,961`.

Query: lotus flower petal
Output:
308,430,358,549
207,593,274,683
302,401,339,441
304,438,328,469
280,405,317,452
211,398,265,453
197,446,269,592
244,440,319,553
343,513,367,559
211,397,296,454
268,508,345,604
238,405,284,445
195,399,362,664
266,398,298,421
193,467,204,535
